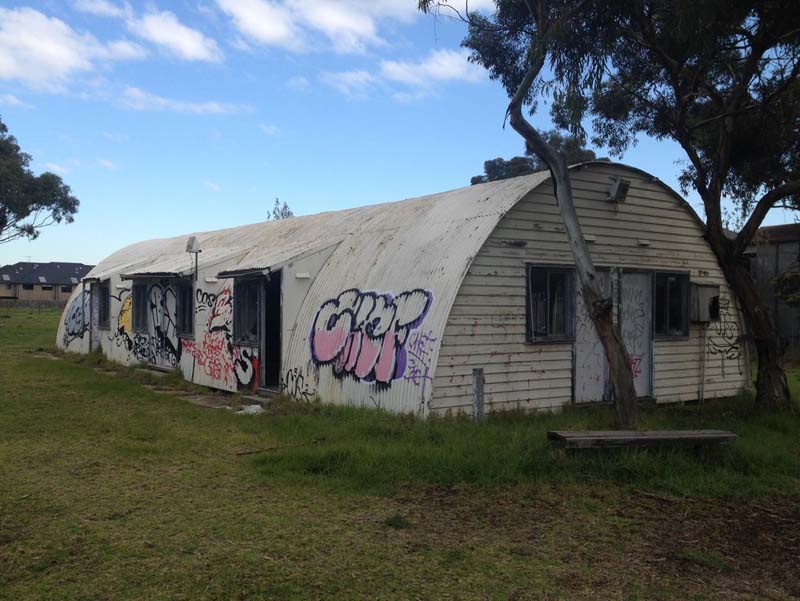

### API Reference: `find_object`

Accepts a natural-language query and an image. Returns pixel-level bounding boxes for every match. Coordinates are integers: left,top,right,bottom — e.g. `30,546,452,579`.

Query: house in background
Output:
56,162,749,417
749,223,800,353
0,262,94,306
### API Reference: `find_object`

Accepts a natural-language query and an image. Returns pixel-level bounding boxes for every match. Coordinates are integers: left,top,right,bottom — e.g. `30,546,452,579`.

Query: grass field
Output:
1,307,799,600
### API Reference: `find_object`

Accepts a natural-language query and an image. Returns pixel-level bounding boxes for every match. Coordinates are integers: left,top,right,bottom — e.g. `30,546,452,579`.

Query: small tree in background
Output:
0,117,79,244
471,130,600,184
269,198,294,220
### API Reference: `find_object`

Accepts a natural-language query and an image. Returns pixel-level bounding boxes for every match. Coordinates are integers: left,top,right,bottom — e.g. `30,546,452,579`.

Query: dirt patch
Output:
385,485,800,600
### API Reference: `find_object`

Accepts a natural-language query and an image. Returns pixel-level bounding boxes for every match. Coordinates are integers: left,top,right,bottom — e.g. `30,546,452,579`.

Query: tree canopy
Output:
422,0,800,410
0,117,79,244
269,198,294,220
471,130,599,184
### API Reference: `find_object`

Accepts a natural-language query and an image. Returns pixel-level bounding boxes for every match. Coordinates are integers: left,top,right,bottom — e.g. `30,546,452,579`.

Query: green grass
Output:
1,307,799,600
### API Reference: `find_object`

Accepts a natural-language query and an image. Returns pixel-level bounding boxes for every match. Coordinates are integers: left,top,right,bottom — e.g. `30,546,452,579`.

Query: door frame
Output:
259,269,282,390
618,268,655,399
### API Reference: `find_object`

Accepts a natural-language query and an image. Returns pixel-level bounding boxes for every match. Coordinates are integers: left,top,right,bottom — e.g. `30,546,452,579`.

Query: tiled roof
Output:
0,262,94,285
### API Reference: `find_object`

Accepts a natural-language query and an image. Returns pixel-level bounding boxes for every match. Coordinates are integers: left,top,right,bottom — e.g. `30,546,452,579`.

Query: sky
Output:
0,0,795,266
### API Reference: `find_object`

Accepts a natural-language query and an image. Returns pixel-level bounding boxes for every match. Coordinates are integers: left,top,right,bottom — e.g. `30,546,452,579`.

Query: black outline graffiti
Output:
63,289,90,346
707,296,743,374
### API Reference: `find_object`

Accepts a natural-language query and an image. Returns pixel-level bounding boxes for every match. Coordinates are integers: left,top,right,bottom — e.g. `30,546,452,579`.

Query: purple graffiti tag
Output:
402,330,438,406
310,288,433,385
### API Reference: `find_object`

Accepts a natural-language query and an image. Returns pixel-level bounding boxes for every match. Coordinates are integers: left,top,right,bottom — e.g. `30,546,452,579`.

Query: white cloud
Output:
215,0,302,51
380,49,484,88
259,124,280,136
0,7,145,91
127,10,221,62
72,0,131,19
286,75,309,91
0,93,30,108
45,162,70,174
215,0,421,54
203,181,221,192
103,131,129,142
97,158,118,170
320,70,375,99
291,1,383,54
120,85,251,114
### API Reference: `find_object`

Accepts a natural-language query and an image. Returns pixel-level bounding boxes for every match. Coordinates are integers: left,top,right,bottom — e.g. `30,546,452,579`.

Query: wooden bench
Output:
547,430,737,449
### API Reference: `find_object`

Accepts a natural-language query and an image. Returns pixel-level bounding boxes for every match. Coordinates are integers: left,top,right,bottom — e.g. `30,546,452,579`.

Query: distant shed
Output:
57,162,750,417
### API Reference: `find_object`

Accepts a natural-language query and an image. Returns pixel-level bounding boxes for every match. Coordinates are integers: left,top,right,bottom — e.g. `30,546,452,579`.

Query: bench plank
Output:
547,430,737,449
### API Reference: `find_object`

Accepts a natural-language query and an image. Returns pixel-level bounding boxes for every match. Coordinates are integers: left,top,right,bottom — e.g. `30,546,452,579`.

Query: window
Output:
132,284,149,332
98,283,111,329
61,286,72,293
234,279,259,345
527,266,575,340
176,281,194,337
42,285,53,291
22,284,34,290
654,273,689,337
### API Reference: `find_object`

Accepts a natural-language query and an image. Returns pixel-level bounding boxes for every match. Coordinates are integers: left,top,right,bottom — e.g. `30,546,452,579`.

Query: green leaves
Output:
0,117,79,243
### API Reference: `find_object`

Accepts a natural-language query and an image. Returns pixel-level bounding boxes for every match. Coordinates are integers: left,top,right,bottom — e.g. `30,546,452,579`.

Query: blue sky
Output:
0,0,794,266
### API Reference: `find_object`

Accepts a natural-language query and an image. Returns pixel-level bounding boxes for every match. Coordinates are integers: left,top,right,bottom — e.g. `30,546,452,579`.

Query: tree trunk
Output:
722,259,790,409
507,123,639,428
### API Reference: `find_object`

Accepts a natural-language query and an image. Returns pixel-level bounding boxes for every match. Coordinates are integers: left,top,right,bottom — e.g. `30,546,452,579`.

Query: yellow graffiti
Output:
118,295,132,332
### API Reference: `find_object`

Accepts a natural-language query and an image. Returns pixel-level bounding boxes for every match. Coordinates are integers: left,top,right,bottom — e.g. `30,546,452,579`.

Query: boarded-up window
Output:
527,266,575,340
234,279,259,345
654,273,689,337
176,281,194,337
132,284,149,332
98,283,111,329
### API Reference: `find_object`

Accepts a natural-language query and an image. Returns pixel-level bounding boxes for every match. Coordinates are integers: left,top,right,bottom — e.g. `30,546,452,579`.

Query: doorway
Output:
620,271,653,398
261,270,282,388
574,271,611,402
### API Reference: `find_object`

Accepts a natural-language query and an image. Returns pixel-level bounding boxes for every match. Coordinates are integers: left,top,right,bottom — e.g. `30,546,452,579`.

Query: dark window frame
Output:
61,286,72,293
98,282,111,329
526,264,576,342
22,284,34,291
233,278,260,346
653,271,690,338
176,280,194,338
132,283,149,333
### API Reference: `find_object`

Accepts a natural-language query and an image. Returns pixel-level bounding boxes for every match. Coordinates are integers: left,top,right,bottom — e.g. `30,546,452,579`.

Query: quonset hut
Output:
57,162,751,417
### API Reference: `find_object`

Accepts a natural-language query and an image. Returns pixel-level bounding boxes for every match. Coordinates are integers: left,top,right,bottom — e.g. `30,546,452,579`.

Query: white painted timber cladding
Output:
431,163,750,415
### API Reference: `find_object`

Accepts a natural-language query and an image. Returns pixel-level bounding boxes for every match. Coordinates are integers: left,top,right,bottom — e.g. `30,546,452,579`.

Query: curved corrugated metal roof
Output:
85,170,553,284
74,162,698,415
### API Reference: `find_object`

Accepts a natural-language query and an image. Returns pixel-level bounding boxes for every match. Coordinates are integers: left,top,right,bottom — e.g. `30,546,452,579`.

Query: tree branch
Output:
735,179,800,255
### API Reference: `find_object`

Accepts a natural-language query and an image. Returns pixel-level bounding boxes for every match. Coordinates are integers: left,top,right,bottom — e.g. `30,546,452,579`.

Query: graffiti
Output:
112,283,181,367
195,289,217,310
310,288,433,385
627,354,643,378
401,329,438,407
63,290,90,346
281,366,318,402
707,296,743,374
182,285,257,389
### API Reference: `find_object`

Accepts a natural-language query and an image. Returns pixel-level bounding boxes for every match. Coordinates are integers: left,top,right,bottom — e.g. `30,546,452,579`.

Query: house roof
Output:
758,223,800,243
0,262,94,285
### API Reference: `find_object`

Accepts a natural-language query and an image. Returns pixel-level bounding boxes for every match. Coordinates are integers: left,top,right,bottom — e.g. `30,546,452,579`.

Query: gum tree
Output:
420,0,640,427
0,117,79,244
423,0,800,411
